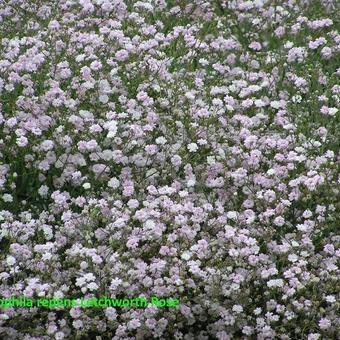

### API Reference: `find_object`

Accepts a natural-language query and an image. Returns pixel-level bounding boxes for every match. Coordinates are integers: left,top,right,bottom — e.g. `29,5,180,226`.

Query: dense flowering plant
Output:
0,0,339,339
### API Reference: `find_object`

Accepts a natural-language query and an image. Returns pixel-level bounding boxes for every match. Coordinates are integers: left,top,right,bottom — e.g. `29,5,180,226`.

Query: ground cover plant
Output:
0,0,339,339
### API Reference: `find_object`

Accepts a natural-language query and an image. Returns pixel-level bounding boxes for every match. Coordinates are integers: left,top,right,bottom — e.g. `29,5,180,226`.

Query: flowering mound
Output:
0,0,339,339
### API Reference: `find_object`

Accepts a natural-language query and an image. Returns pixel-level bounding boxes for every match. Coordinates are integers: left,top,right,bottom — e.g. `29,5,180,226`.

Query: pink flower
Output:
115,49,129,61
318,318,331,329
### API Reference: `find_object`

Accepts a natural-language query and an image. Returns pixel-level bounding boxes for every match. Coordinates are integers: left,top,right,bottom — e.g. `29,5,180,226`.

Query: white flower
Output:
144,219,155,229
179,190,188,197
54,291,64,299
107,130,117,138
232,304,243,313
325,295,336,303
43,225,53,240
155,136,167,145
187,143,198,152
16,136,28,147
72,320,83,329
227,211,238,220
270,101,281,109
55,331,65,340
254,99,266,107
197,139,207,145
288,254,298,262
108,177,120,189
110,277,122,290
185,91,195,100
38,185,49,197
78,110,94,121
84,273,96,281
181,252,191,261
6,256,16,266
254,307,262,315
2,194,13,203
187,179,196,187
328,107,338,116
82,183,91,190
104,121,117,138
99,95,109,103
40,140,54,151
87,282,99,291
76,277,86,287
230,283,240,291
105,307,117,321
292,95,302,103
42,253,53,261
296,224,307,232
273,216,285,226
284,41,294,49
207,156,216,165
267,279,284,288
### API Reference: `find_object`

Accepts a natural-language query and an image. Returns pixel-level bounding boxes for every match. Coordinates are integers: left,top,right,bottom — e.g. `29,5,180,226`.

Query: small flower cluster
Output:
0,0,339,339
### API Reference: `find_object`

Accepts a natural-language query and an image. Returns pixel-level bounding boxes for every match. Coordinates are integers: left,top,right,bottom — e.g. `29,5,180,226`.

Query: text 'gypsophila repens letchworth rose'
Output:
0,0,339,339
